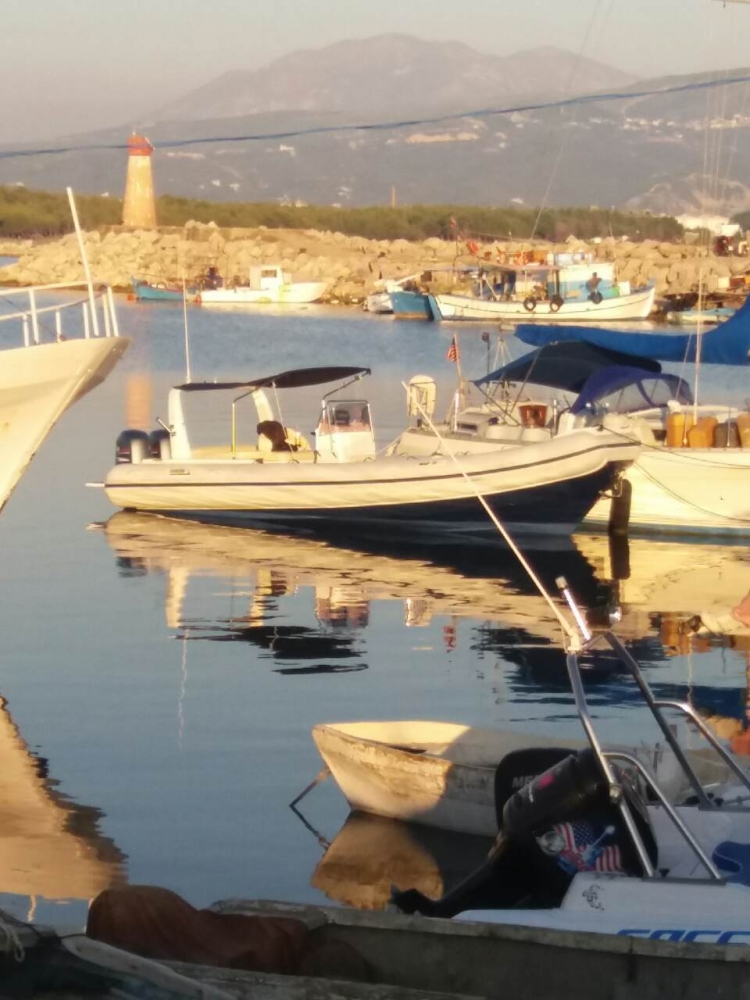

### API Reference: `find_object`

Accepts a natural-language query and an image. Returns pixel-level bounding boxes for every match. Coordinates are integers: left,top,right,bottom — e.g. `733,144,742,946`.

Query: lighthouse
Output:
122,133,156,228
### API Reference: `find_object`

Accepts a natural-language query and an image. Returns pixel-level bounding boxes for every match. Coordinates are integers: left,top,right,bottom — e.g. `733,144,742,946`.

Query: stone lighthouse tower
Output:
122,133,156,228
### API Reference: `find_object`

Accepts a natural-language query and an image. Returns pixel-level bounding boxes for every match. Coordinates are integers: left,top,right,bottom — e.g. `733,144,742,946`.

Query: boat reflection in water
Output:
309,811,492,910
0,695,126,924
101,511,607,660
101,514,750,909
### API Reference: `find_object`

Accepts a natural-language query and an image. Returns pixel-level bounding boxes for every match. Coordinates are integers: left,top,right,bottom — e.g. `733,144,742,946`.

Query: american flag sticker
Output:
537,820,623,875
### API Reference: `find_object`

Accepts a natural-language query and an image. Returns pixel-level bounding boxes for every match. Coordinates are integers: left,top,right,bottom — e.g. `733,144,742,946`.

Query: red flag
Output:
445,337,459,363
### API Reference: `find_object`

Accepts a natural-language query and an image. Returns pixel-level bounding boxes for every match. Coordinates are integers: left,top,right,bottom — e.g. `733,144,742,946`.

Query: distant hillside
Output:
153,35,636,122
0,41,748,216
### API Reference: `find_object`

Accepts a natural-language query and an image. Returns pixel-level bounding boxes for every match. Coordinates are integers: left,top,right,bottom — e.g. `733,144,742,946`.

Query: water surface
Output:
0,298,747,927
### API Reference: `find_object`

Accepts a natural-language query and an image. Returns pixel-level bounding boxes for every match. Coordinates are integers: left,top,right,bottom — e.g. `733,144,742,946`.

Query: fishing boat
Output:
0,281,128,514
195,265,328,307
102,365,639,537
130,277,186,302
428,261,655,323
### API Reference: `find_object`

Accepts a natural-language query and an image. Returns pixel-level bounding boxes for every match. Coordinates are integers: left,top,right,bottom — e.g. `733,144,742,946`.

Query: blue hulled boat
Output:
131,278,186,302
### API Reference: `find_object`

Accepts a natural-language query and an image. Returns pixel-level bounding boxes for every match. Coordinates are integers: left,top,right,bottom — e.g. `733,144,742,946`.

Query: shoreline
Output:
0,225,747,304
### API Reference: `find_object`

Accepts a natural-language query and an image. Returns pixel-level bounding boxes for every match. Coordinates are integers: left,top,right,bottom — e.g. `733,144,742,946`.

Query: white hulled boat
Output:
103,366,639,537
0,282,128,513
196,265,328,306
428,261,655,322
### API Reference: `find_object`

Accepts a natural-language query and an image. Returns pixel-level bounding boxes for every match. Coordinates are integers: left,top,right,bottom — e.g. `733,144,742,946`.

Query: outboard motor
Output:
391,748,657,918
115,429,150,465
148,428,172,461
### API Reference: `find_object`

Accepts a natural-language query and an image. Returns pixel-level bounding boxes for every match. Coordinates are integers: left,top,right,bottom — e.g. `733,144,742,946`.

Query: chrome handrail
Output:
559,578,747,886
0,282,119,344
605,751,724,882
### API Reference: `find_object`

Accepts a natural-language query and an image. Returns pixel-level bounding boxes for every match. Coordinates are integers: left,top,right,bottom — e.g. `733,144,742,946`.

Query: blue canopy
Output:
571,367,692,414
515,294,750,365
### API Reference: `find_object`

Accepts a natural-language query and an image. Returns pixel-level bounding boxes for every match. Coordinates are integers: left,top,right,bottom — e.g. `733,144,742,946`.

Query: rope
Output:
400,382,579,646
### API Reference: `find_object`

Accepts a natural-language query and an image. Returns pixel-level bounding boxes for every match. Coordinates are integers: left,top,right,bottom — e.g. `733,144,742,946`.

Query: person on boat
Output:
586,272,602,299
257,420,294,452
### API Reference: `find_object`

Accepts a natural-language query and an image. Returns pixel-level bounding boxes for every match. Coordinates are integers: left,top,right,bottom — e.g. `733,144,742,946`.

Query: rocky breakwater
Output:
0,224,747,303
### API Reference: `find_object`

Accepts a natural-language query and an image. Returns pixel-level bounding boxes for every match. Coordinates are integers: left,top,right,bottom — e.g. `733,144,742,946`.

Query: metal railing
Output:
0,282,120,347
559,578,750,885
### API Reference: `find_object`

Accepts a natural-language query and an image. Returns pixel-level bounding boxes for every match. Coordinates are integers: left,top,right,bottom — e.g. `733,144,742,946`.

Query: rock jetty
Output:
0,224,747,303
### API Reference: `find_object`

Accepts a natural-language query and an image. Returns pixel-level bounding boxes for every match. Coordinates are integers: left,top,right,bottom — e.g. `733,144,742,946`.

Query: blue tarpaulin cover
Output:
515,295,750,365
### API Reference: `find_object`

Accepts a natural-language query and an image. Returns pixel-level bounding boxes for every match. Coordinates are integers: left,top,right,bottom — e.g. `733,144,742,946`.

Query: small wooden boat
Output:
13,892,750,1000
311,721,729,837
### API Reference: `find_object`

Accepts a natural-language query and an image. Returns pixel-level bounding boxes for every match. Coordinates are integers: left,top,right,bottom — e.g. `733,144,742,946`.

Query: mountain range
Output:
1,35,748,217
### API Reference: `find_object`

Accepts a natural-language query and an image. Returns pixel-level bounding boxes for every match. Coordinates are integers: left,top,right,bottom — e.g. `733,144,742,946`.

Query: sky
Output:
3,0,750,143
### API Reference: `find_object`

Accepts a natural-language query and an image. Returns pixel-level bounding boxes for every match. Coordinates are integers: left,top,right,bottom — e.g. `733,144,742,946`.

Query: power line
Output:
2,72,750,161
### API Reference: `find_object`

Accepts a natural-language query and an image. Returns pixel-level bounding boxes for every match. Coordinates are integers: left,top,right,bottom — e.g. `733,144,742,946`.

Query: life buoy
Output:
590,291,603,305
550,295,564,313
523,297,536,312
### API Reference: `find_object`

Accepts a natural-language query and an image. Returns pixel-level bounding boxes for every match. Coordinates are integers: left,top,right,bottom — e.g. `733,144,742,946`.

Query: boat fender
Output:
115,429,150,465
549,295,564,312
148,428,172,461
589,291,603,304
608,476,632,536
523,297,536,312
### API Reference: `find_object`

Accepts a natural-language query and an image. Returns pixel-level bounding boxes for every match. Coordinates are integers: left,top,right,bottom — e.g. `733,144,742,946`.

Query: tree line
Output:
0,185,684,242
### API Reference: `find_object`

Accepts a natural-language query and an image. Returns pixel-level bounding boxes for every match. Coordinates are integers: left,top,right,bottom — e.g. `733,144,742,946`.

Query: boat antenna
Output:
402,382,580,647
66,186,100,338
182,275,192,383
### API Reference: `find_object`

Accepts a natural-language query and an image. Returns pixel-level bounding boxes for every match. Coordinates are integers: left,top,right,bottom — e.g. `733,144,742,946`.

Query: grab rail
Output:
0,282,120,346
559,577,750,886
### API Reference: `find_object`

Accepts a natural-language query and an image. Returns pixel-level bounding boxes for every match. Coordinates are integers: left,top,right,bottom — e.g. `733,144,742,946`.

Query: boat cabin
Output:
246,266,292,291
314,399,376,462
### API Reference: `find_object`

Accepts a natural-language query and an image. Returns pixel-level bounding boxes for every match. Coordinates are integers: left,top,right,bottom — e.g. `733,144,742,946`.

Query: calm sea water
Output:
0,296,748,927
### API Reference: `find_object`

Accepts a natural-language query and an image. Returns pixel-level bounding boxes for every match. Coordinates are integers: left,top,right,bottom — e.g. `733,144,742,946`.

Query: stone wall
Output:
0,225,747,302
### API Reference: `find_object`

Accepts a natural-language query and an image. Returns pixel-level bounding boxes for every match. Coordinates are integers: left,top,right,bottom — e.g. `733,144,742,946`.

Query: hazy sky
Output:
4,0,750,142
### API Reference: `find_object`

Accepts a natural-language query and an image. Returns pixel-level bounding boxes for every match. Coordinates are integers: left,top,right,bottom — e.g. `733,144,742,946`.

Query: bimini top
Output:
474,341,661,393
570,366,693,415
177,366,370,392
